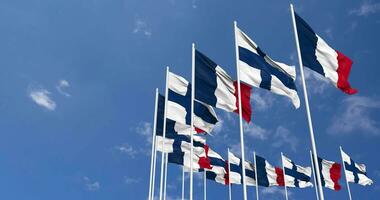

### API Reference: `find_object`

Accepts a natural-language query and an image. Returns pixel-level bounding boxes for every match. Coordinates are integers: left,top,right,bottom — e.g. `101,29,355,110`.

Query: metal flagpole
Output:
149,89,159,200
159,67,170,200
340,146,353,200
290,4,325,200
228,148,232,200
233,20,248,200
309,151,320,200
182,167,185,200
163,153,168,200
204,169,207,200
281,152,289,200
190,43,195,200
253,151,259,200
152,136,158,200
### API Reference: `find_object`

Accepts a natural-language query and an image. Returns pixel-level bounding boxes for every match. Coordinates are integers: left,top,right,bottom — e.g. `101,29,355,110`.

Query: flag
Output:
294,12,357,95
341,148,373,186
195,49,252,122
282,154,313,188
228,151,256,186
168,72,218,133
255,154,285,187
236,26,300,108
205,150,228,185
317,157,342,191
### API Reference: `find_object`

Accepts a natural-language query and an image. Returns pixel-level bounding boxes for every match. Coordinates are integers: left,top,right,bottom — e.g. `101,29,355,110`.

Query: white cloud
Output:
350,1,380,16
301,67,330,95
261,187,291,197
83,176,100,191
324,28,333,39
244,123,269,140
114,143,138,158
29,88,56,111
328,96,380,135
133,19,152,37
272,126,298,152
192,0,198,9
124,177,141,184
56,79,71,97
136,122,153,143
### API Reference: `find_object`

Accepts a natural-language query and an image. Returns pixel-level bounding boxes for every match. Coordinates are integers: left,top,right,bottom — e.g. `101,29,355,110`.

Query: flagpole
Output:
204,169,207,200
163,153,168,200
290,4,325,200
182,167,185,200
281,152,289,200
253,151,259,200
234,20,248,200
190,43,195,200
152,134,158,200
309,151,320,200
228,148,232,200
159,67,170,200
340,146,353,200
148,88,159,200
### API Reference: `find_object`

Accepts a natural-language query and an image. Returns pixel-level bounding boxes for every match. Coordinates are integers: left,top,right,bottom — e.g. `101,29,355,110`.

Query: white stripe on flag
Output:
215,65,237,112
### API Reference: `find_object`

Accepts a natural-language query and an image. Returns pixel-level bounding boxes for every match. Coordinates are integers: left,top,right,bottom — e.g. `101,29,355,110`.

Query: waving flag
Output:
236,26,300,108
205,150,228,185
228,151,256,186
294,12,357,95
167,72,218,133
317,157,342,191
195,49,252,122
341,148,373,186
255,154,284,187
282,154,313,188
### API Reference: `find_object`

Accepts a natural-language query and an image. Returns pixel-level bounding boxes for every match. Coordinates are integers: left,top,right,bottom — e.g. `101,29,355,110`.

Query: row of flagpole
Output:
146,4,362,200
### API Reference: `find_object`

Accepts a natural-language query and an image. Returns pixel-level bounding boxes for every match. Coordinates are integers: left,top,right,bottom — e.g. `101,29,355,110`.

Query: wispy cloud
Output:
261,187,291,197
83,176,100,191
349,1,380,16
124,177,141,184
251,91,275,111
114,143,138,158
56,79,71,97
328,96,380,135
191,0,198,9
244,123,269,140
272,126,298,152
136,122,153,143
301,67,330,95
29,88,56,111
132,19,152,37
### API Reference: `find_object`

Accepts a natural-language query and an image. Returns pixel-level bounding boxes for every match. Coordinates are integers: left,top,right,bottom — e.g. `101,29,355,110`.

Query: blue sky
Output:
0,0,379,199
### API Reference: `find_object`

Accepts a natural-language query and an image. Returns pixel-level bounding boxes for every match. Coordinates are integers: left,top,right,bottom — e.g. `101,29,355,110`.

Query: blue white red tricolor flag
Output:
340,148,373,186
294,12,357,95
167,71,218,133
228,151,256,186
282,154,313,188
236,26,300,108
255,154,285,187
195,49,252,122
317,156,342,191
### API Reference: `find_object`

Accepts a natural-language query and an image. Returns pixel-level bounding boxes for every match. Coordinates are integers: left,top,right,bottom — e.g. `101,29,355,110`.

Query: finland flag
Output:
167,72,218,133
341,148,373,186
236,26,300,108
228,151,256,186
282,154,313,188
195,49,252,122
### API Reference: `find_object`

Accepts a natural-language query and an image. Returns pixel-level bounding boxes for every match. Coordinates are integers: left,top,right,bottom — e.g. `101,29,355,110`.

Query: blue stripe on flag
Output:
195,50,218,107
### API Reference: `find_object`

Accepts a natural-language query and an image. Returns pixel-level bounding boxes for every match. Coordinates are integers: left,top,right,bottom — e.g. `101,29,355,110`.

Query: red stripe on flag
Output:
275,167,285,186
336,51,358,95
330,162,342,191
233,81,252,123
224,160,230,185
198,144,212,169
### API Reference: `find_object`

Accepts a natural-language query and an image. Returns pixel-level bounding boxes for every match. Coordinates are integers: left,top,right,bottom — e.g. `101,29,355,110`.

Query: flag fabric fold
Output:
317,157,342,191
255,154,284,187
294,12,357,95
167,72,218,133
341,149,373,186
195,49,252,122
228,151,256,186
236,27,300,108
282,154,313,188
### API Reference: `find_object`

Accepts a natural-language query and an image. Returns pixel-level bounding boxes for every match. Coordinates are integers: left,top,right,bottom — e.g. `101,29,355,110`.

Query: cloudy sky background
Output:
0,0,379,199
